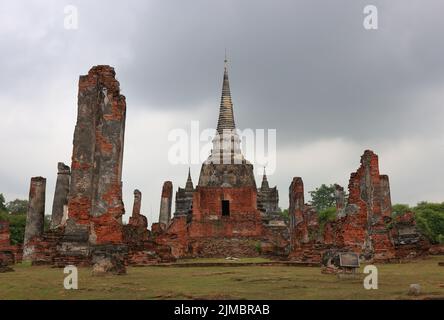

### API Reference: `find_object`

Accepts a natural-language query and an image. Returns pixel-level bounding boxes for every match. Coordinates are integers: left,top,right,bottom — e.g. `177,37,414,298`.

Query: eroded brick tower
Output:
65,65,126,245
156,60,288,258
189,59,263,240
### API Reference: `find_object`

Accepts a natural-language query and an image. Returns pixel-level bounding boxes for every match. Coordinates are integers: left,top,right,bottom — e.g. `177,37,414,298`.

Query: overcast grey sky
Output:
1,0,443,224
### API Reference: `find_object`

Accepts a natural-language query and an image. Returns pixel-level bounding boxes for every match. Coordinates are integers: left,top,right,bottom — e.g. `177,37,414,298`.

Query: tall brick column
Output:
132,189,142,216
128,189,147,229
289,177,309,249
0,220,15,266
66,65,126,245
158,181,173,226
51,162,70,228
289,178,304,226
23,177,46,258
380,175,392,218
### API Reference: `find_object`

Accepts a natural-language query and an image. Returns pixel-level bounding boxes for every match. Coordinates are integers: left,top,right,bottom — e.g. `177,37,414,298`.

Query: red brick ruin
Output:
13,66,174,269
0,221,22,271
288,150,432,264
0,63,436,271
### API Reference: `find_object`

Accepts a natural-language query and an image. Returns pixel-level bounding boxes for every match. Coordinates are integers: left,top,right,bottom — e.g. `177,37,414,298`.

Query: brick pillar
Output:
66,65,126,245
0,221,10,247
129,189,147,229
158,181,173,226
0,220,15,266
289,177,304,224
289,177,307,249
132,189,142,216
24,177,46,258
380,175,392,217
51,162,70,228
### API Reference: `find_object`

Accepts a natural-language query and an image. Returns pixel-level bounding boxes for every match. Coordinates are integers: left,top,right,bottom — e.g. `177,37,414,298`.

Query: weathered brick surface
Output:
26,230,64,265
287,177,326,260
429,244,444,255
125,189,149,242
127,241,175,265
23,176,46,259
155,216,189,257
0,221,23,266
261,225,290,256
154,185,289,258
343,151,395,260
189,238,261,258
319,151,396,261
0,221,21,266
0,221,9,248
66,65,126,245
51,162,70,228
390,211,430,259
22,66,177,267
158,181,173,226
288,177,308,250
189,187,263,238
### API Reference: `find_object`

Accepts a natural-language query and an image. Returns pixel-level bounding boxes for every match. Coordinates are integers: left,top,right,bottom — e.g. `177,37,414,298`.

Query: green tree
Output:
280,209,289,219
318,207,337,226
412,202,444,244
0,193,6,212
6,199,29,215
391,203,410,217
309,184,336,212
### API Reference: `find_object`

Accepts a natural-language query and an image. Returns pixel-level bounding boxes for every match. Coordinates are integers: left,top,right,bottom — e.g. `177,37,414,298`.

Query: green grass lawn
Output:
0,256,443,300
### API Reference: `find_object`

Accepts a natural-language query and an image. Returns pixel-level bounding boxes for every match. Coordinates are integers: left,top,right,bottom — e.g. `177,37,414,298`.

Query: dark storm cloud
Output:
1,0,443,218
2,0,444,144
113,0,444,145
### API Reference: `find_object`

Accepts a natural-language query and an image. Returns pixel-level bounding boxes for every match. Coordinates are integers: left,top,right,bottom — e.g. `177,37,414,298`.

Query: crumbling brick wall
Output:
390,211,430,258
338,150,395,261
322,151,396,261
0,220,22,266
290,151,400,263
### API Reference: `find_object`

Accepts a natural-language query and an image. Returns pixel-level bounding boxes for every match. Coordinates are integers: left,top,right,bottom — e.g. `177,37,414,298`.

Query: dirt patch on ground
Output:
153,291,239,300
231,276,291,283
191,271,235,277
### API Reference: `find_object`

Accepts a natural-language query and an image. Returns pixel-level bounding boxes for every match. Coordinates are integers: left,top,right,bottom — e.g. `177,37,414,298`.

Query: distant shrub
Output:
280,209,289,219
391,203,410,217
318,206,337,234
6,199,29,215
392,202,444,244
309,184,336,212
318,207,337,225
413,202,444,244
